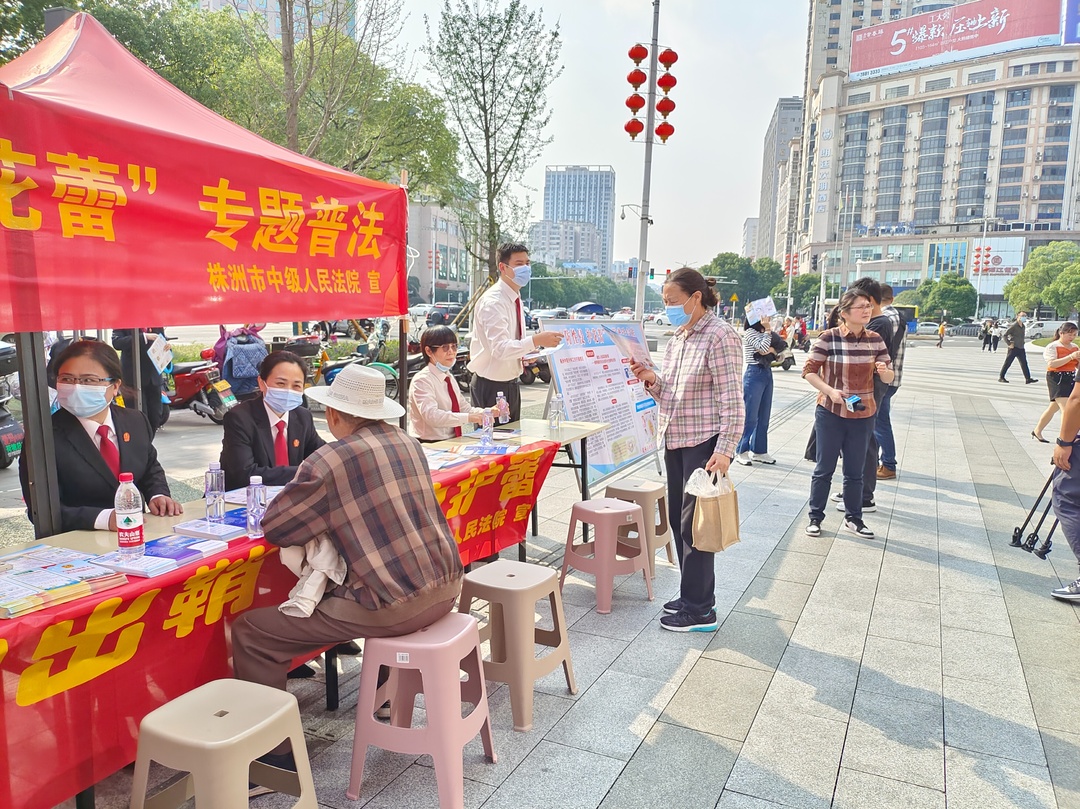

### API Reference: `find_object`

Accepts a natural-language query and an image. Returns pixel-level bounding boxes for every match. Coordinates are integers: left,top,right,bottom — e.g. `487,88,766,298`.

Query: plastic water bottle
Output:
549,394,564,434
479,410,494,447
115,473,145,559
495,391,510,424
204,461,225,523
247,475,267,539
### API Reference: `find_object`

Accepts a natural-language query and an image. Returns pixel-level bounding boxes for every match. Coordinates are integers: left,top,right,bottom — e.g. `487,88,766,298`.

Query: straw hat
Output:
305,364,405,421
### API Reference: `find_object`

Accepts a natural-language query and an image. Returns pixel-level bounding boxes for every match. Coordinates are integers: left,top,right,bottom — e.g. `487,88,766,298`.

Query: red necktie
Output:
274,420,289,466
97,424,120,478
445,376,462,438
516,298,523,339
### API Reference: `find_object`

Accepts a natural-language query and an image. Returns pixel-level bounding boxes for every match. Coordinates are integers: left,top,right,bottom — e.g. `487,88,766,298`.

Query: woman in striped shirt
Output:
802,289,893,540
734,315,786,466
1032,322,1080,443
630,267,744,633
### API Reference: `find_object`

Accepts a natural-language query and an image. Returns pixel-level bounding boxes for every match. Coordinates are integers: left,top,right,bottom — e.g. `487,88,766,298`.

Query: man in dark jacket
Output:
999,312,1037,384
112,328,167,435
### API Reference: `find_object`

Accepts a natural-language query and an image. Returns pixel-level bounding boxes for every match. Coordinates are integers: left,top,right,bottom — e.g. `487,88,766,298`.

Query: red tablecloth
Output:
0,439,559,808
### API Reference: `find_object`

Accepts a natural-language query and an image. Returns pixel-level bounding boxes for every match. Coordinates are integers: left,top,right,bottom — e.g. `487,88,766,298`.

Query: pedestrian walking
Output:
629,267,744,632
999,312,1037,384
980,319,993,351
991,320,1003,351
1032,323,1080,442
802,289,893,539
936,321,946,348
734,314,783,466
1050,379,1080,601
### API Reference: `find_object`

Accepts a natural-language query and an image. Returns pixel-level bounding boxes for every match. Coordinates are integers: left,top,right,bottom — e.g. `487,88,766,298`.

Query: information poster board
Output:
540,319,658,487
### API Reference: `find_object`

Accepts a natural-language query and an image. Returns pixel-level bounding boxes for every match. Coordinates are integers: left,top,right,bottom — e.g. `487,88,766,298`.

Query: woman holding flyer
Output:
734,315,785,466
629,267,744,633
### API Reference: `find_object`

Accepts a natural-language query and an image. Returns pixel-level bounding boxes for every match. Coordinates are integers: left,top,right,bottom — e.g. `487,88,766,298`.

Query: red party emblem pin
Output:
293,439,300,448
123,432,131,443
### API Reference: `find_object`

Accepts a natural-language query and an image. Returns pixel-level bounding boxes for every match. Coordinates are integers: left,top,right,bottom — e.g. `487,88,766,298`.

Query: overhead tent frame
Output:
0,12,410,537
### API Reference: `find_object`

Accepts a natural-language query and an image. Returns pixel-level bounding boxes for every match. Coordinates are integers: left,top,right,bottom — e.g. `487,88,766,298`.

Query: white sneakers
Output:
735,452,776,466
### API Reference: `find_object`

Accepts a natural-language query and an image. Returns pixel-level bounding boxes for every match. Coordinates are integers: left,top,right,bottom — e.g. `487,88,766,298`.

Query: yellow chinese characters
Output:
253,188,304,254
499,448,544,501
163,546,266,639
16,589,160,706
200,178,254,250
0,138,41,231
47,151,129,241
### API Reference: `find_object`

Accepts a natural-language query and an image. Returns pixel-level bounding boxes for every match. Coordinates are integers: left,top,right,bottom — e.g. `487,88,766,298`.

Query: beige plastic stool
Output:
605,478,674,577
348,612,496,809
560,498,655,613
458,559,577,731
130,678,317,809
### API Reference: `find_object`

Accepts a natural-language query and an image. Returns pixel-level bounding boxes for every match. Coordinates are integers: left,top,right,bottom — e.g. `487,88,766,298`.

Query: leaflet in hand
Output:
744,296,778,326
601,326,655,370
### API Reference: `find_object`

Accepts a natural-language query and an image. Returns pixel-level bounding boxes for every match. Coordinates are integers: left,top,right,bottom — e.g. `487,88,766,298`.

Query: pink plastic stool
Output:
347,612,496,809
560,498,654,613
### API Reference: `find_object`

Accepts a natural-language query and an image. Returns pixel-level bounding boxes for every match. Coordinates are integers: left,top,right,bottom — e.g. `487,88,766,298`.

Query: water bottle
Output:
549,394,564,434
479,410,494,447
115,473,145,559
495,391,510,424
247,475,267,539
204,461,225,523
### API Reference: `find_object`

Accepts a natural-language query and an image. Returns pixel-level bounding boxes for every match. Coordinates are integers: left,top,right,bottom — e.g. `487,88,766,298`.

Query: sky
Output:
396,0,808,268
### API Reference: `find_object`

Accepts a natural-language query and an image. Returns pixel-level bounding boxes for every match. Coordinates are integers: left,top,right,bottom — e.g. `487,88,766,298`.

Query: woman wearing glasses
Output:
802,290,893,540
19,340,183,532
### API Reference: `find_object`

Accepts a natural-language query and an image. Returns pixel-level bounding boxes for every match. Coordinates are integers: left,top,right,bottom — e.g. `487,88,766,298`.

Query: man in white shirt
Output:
468,242,563,420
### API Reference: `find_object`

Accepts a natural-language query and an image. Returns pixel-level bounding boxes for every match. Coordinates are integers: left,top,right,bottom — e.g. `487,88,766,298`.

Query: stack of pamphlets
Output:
0,544,129,618
144,535,228,565
92,552,176,578
424,449,473,470
171,518,247,542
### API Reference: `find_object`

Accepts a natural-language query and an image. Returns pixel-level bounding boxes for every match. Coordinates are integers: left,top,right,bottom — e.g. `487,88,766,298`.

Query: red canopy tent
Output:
0,12,408,331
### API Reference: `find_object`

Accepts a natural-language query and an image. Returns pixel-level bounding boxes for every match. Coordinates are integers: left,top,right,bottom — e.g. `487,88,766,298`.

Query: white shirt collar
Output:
79,408,117,447
264,399,290,430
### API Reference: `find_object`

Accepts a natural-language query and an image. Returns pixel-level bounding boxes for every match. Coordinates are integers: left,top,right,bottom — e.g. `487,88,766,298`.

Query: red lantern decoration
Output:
658,48,679,69
626,94,646,114
656,96,676,119
628,43,648,65
625,118,645,140
656,121,675,143
657,72,677,94
627,68,647,90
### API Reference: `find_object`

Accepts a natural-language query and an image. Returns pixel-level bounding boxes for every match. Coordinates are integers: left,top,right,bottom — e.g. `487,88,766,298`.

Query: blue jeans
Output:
809,406,874,522
737,365,773,455
874,386,898,471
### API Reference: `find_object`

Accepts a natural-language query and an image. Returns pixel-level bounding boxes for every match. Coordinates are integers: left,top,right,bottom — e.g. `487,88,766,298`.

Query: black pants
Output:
1000,347,1032,381
471,375,521,422
809,407,874,522
664,435,718,617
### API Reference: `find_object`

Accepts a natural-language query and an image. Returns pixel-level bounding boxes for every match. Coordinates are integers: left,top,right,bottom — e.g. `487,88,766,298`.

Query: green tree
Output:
0,0,49,63
770,273,821,314
1004,241,1080,313
426,0,562,276
1044,264,1080,317
924,272,976,319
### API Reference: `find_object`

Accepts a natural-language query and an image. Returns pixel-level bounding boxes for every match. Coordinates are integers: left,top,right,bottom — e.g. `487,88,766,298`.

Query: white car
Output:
609,309,635,321
408,303,435,319
653,312,671,326
915,321,941,335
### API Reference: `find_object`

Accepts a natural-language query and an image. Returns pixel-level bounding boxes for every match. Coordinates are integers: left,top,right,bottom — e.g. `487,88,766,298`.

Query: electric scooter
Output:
164,348,238,424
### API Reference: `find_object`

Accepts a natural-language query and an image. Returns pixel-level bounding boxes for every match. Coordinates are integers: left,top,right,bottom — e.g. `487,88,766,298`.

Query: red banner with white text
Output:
0,14,407,333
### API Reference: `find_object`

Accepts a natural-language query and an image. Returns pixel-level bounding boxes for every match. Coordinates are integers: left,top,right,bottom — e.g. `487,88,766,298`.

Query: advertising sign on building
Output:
970,236,1025,296
850,0,1062,82
1067,1,1080,44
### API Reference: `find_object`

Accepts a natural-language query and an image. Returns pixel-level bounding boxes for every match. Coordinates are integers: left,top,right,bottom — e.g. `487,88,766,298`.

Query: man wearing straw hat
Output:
232,364,464,703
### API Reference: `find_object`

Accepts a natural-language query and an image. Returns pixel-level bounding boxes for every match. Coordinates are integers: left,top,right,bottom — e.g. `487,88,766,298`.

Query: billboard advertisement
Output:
1067,1,1080,44
969,236,1026,296
850,0,1063,82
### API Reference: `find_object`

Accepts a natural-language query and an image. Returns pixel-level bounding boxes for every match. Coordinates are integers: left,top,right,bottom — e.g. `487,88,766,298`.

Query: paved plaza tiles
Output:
32,337,1080,808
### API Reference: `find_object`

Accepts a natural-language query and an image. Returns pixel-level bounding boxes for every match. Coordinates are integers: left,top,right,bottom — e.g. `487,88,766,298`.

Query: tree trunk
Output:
279,0,299,151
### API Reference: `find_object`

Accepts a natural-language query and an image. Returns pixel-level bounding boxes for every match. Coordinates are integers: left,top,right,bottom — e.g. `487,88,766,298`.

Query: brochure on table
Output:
540,319,659,487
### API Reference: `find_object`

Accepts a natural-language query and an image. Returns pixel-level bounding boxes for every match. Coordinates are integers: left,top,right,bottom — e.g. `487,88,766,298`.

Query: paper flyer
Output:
146,333,174,374
601,325,656,370
744,296,778,326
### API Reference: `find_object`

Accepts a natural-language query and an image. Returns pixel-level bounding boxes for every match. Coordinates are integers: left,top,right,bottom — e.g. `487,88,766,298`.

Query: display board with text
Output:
540,319,658,487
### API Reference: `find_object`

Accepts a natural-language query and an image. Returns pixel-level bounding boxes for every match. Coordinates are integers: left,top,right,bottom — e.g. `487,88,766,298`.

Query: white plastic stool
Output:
130,678,317,809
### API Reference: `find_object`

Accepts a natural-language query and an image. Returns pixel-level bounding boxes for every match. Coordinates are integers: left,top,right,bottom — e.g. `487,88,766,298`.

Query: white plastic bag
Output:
686,468,732,498
687,469,740,552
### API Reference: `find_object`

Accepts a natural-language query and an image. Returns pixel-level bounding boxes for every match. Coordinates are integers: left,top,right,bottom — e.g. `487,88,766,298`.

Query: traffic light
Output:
810,254,819,273
649,267,655,280
665,268,672,277
628,267,633,280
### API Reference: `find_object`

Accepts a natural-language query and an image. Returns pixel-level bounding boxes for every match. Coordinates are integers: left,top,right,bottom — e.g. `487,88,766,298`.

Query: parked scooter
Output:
519,354,552,385
0,339,23,469
164,348,238,424
771,339,796,371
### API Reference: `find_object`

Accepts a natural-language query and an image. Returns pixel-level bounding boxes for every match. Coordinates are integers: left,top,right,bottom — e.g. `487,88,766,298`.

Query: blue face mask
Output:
665,297,696,328
263,387,304,414
434,360,455,373
56,383,111,419
511,264,532,286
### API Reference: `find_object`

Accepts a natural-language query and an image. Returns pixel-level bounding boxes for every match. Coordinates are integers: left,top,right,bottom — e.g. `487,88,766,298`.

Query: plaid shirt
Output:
803,324,891,419
262,421,463,612
648,311,745,456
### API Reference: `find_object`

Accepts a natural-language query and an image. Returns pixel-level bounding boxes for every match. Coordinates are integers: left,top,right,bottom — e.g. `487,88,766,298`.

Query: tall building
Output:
542,165,616,273
742,218,760,259
757,97,805,259
407,203,474,305
792,0,1080,318
198,0,357,39
527,220,603,267
774,136,803,264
